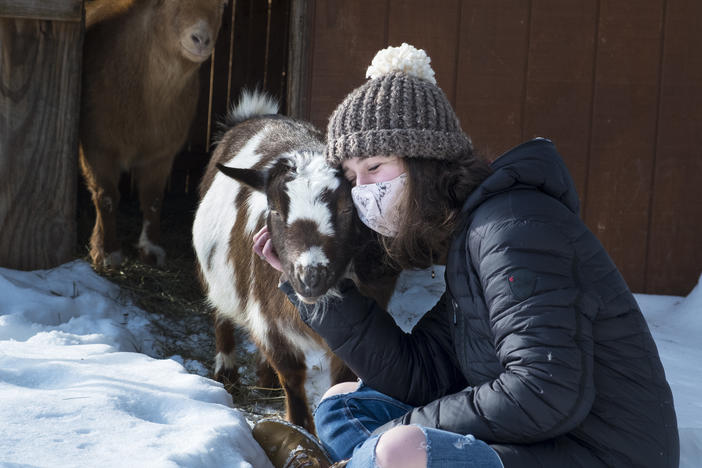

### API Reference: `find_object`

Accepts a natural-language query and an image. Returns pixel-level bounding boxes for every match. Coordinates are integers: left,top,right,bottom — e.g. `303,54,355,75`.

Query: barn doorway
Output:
75,0,302,417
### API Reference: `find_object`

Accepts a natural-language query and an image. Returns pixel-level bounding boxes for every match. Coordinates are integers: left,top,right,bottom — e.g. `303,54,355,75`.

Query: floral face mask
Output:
351,173,408,237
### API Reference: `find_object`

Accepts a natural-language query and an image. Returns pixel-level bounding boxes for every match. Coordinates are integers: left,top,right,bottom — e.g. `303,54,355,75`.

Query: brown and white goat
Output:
193,92,396,433
80,0,226,268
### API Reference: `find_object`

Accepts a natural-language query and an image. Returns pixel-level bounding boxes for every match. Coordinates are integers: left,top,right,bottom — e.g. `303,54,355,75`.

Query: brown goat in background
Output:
80,0,226,268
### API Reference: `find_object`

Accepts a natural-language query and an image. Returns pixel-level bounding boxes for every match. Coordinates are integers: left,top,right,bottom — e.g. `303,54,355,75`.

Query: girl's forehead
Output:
342,155,400,171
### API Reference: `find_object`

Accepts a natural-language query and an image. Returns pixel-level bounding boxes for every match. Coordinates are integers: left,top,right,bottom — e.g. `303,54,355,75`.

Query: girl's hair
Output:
380,151,493,270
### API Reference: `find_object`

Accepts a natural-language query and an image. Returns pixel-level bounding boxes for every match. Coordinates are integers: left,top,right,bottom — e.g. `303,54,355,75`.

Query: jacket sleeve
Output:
280,280,467,405
373,218,597,444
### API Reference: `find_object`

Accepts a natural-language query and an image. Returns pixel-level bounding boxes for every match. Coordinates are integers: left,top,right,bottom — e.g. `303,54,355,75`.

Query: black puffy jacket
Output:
283,138,679,467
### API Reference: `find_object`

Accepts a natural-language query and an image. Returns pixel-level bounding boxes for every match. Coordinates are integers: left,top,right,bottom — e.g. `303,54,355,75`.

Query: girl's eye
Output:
368,164,380,171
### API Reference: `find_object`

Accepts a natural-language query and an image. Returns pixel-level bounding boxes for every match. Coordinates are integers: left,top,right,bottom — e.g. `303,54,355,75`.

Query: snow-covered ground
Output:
0,260,699,467
0,261,273,468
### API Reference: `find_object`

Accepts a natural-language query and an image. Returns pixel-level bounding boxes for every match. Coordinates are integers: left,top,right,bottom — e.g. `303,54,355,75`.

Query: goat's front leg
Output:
256,354,280,389
264,341,314,433
214,316,239,388
79,145,123,269
134,153,175,266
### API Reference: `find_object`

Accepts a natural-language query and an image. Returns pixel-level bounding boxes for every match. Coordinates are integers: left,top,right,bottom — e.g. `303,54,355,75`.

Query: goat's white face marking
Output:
296,246,329,269
285,152,339,236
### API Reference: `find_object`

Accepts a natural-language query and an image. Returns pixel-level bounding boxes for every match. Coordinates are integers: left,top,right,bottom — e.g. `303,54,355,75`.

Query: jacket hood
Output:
461,138,580,217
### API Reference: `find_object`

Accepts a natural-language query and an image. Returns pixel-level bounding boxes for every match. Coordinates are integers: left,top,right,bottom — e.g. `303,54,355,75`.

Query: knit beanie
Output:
325,43,473,166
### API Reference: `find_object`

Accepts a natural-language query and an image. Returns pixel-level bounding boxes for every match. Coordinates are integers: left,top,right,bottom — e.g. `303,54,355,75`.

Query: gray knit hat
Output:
325,43,472,166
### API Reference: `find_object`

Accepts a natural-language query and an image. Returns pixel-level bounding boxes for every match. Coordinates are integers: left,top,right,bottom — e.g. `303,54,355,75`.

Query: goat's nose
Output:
299,269,320,290
191,32,211,48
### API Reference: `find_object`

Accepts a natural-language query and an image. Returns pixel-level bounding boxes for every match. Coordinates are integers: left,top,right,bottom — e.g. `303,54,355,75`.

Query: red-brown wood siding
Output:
303,0,701,295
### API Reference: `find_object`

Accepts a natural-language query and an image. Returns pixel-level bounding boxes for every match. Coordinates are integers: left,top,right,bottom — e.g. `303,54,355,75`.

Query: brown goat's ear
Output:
216,163,265,192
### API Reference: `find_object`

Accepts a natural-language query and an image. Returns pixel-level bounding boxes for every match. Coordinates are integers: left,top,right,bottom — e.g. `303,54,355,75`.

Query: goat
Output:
193,92,397,433
80,0,227,268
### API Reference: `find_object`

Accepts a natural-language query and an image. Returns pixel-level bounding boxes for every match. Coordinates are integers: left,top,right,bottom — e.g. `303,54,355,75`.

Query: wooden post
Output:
0,0,84,270
286,0,313,119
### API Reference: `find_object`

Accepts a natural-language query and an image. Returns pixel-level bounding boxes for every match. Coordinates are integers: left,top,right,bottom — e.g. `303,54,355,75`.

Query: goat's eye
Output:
270,210,281,218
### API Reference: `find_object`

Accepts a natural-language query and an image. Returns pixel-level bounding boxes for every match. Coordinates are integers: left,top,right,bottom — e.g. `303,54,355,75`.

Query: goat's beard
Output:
307,287,344,322
293,282,343,306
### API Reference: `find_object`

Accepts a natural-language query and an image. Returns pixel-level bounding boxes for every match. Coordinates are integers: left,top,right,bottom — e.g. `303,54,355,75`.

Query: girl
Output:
253,44,678,468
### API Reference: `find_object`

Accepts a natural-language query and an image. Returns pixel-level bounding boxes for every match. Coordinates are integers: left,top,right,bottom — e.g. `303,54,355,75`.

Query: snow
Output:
635,282,702,468
0,260,700,467
0,261,273,468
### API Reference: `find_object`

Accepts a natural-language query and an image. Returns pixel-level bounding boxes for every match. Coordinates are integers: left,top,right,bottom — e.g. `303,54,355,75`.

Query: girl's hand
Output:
253,225,283,272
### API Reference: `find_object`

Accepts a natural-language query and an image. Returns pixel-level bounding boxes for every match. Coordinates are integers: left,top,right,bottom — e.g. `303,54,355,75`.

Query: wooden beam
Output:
0,15,83,269
286,0,313,119
0,0,83,22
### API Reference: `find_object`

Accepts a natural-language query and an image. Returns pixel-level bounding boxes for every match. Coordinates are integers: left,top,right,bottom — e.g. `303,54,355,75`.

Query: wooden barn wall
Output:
304,0,702,296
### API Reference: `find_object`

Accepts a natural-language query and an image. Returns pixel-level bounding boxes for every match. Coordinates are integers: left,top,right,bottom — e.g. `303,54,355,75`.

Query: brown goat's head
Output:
155,0,227,63
217,152,357,304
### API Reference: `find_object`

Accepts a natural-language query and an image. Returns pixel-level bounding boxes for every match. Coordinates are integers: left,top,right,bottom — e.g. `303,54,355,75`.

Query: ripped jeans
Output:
313,382,503,467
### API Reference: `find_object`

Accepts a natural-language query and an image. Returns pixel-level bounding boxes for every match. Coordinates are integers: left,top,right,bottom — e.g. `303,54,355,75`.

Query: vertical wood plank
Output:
308,0,389,130
209,0,235,142
265,0,290,108
646,0,702,295
287,0,313,118
0,18,82,269
584,0,665,292
454,0,530,158
186,55,213,153
386,0,460,104
227,0,269,101
522,0,598,199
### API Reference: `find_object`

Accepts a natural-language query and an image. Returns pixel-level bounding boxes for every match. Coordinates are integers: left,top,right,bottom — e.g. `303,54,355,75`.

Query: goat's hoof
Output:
214,367,240,390
105,250,124,268
91,249,123,270
138,243,166,267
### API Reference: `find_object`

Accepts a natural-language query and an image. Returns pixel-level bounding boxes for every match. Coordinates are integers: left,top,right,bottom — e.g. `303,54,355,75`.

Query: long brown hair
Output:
380,151,493,270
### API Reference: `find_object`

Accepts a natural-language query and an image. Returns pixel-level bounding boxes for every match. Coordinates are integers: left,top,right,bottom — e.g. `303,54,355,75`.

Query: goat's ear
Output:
216,163,266,192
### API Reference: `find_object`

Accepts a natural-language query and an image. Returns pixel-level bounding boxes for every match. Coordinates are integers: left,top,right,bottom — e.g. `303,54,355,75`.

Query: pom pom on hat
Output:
365,43,436,85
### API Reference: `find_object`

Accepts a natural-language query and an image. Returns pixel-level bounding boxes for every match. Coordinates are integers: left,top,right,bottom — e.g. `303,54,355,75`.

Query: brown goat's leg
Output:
214,317,239,389
256,355,280,389
134,155,174,266
79,146,123,268
214,318,282,392
264,344,314,433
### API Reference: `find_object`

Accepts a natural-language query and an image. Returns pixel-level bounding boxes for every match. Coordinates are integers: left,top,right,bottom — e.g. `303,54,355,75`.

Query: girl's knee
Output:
375,425,427,468
320,381,360,402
